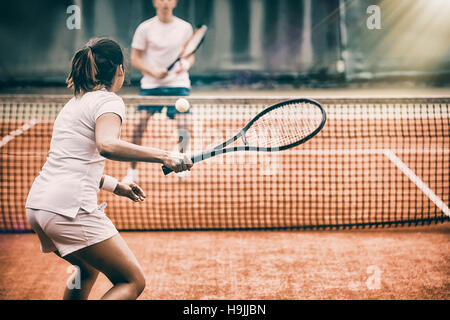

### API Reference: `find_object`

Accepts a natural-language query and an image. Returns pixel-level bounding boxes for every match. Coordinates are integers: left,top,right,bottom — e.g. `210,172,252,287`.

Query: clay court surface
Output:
0,224,448,300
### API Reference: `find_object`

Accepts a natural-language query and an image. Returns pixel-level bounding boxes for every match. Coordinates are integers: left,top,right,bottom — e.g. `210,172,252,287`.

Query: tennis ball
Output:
175,98,190,113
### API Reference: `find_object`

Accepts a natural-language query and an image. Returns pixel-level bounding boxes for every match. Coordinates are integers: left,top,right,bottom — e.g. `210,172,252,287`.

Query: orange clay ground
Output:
0,224,448,300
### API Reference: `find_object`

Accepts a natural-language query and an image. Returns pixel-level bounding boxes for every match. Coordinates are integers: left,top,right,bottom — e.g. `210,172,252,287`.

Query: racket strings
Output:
244,102,323,148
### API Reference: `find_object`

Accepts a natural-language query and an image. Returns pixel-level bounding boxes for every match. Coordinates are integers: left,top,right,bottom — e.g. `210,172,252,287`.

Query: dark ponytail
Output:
67,38,124,96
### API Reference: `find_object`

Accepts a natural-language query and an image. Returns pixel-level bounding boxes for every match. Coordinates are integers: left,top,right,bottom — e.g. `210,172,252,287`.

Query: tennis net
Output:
1,95,449,231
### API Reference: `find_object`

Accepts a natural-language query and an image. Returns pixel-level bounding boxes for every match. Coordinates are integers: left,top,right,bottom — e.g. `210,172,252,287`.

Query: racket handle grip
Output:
161,154,201,175
167,58,179,71
162,165,173,175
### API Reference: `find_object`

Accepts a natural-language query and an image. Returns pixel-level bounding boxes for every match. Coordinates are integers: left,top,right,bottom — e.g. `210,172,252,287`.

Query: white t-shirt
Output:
132,16,193,89
26,89,126,218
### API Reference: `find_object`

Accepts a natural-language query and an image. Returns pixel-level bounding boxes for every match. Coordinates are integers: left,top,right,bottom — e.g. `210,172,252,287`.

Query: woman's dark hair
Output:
66,38,124,95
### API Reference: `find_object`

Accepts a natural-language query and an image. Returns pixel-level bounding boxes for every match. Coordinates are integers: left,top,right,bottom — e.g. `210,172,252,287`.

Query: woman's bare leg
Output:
67,234,146,300
59,252,100,300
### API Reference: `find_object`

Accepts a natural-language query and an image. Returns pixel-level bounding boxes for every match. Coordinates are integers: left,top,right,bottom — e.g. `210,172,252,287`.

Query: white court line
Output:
0,120,38,148
280,149,449,156
188,105,450,120
383,149,450,217
189,148,449,156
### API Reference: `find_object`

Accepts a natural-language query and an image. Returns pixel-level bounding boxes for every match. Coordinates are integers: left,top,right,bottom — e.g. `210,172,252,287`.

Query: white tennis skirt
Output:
26,205,118,257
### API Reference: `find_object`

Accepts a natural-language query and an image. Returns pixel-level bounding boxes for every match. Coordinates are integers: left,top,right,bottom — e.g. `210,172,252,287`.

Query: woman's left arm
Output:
99,175,147,202
99,175,146,202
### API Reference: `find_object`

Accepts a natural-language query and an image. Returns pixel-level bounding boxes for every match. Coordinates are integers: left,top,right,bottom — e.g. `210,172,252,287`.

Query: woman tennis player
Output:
25,38,192,300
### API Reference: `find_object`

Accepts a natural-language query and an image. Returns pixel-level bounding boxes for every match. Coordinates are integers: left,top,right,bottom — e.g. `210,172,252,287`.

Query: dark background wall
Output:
0,0,449,86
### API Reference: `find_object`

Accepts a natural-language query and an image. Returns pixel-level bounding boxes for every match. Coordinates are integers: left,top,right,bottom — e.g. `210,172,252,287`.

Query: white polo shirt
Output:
132,16,193,89
26,89,126,218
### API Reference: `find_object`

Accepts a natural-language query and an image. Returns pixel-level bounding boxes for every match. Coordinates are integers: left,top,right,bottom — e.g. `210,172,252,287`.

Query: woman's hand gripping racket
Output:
162,98,327,175
167,25,208,71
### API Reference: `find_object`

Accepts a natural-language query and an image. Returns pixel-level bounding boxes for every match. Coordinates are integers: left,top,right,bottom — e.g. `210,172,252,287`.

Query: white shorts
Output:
26,206,118,257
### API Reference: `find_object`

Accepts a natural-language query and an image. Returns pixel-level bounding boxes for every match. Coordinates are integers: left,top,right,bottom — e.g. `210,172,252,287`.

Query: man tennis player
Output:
123,0,194,183
25,38,192,300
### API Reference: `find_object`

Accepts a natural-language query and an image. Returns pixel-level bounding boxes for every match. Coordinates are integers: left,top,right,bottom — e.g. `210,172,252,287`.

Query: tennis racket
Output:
167,25,208,71
162,98,327,175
